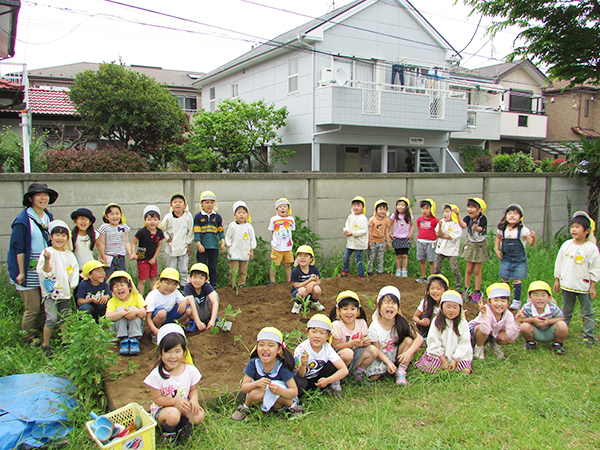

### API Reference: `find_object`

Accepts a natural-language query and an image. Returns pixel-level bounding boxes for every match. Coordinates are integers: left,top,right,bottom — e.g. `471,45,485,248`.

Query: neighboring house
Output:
449,59,549,160
195,0,468,173
540,79,599,155
0,62,203,146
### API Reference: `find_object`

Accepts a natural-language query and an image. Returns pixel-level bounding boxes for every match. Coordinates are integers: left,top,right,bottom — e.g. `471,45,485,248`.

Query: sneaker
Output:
473,346,485,360
401,270,408,278
129,338,140,355
163,431,179,448
312,301,325,311
238,285,245,289
581,335,595,346
324,381,343,398
287,400,303,417
553,342,566,355
395,365,408,386
291,302,301,314
368,272,374,276
186,320,197,332
231,404,251,421
357,275,365,279
524,341,536,350
395,269,402,277
42,345,53,358
353,368,374,386
488,342,505,359
510,299,522,310
119,339,130,355
151,334,157,345
337,271,349,277
472,291,483,304
416,276,427,283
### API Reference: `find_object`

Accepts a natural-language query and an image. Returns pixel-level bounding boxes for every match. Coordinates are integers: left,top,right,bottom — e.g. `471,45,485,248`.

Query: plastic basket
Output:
85,402,156,450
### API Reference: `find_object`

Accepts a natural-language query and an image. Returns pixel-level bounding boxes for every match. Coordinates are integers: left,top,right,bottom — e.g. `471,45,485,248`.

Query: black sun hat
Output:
23,183,58,207
70,207,96,224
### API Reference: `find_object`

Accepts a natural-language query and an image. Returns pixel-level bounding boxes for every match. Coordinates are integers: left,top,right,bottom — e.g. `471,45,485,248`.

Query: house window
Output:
585,99,590,117
232,83,239,98
288,57,298,94
518,115,528,127
209,87,216,112
173,96,198,111
509,89,533,113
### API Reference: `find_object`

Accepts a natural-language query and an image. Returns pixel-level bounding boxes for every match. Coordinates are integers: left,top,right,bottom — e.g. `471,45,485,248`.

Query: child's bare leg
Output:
520,323,534,341
464,261,474,288
473,262,483,290
309,283,322,301
357,345,378,369
137,280,146,296
419,259,427,277
395,254,402,271
183,405,205,425
284,263,291,282
428,261,435,276
158,407,182,429
473,325,489,346
338,348,354,366
152,309,167,328
554,321,569,342
402,254,408,271
495,330,514,345
42,325,53,347
269,262,277,283
245,387,266,407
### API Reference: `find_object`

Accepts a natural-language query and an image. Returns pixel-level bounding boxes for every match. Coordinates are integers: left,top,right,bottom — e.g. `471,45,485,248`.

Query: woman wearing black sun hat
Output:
7,182,59,345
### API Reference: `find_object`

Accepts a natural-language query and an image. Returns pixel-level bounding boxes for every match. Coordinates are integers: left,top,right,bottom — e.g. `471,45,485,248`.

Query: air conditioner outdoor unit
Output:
318,68,334,86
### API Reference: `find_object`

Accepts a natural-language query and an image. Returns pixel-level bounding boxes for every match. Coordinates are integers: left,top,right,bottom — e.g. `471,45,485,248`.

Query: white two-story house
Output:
195,0,468,173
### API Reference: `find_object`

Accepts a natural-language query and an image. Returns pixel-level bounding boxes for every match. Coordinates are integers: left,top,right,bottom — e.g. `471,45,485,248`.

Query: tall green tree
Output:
561,137,600,223
69,62,187,159
185,98,292,172
463,0,600,84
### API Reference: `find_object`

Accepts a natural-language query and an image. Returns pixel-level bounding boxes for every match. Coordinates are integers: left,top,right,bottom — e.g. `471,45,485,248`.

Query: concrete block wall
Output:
0,172,588,264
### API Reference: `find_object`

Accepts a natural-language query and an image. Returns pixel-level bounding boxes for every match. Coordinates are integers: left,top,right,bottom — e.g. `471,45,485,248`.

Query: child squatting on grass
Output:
329,290,378,385
553,211,600,346
516,281,569,354
184,263,219,333
105,270,146,355
293,314,349,398
366,286,423,386
415,290,473,374
413,274,449,339
36,220,80,357
143,324,204,447
468,282,522,360
290,245,324,314
231,327,301,421
76,259,110,323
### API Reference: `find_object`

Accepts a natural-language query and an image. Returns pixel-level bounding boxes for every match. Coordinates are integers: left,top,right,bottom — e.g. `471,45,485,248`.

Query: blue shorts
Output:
152,305,189,324
470,327,494,345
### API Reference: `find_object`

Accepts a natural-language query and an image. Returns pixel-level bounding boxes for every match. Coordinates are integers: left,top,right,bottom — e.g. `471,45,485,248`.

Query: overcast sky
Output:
12,0,521,74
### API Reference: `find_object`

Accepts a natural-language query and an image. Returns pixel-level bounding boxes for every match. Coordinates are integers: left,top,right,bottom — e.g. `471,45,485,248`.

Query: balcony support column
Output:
381,145,388,173
440,147,447,173
311,142,320,172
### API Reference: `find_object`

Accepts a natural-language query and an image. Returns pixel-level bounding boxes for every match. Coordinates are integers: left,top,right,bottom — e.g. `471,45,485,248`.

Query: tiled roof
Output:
28,88,78,115
0,77,23,91
544,78,600,93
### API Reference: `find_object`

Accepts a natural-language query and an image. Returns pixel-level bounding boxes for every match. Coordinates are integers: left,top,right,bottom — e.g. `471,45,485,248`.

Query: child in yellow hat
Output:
368,199,391,275
193,190,225,289
76,259,110,323
390,197,414,277
415,199,439,283
225,201,257,289
290,245,324,314
339,196,368,278
434,204,463,290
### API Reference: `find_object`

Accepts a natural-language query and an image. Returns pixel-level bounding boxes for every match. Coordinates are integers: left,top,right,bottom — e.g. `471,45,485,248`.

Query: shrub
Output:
492,154,514,172
43,145,149,172
461,146,491,172
510,151,535,172
474,155,493,172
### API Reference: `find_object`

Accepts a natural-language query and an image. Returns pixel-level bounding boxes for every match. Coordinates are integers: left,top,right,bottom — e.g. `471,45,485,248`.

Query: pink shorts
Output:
137,260,158,281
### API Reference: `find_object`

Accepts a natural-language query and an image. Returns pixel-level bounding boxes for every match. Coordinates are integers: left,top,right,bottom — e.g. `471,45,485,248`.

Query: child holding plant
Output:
455,197,488,303
468,283,522,360
105,270,146,355
290,245,324,314
366,286,423,386
184,263,219,332
294,314,349,398
231,327,301,421
494,204,537,310
415,290,473,374
160,193,194,284
225,200,256,289
36,220,80,357
70,208,98,270
412,274,449,339
194,190,225,288
390,197,414,277
329,290,378,384
143,324,204,445
268,198,295,283
97,203,133,278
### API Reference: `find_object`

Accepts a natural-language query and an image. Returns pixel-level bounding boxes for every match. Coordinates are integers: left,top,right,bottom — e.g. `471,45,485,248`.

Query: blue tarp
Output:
0,373,77,450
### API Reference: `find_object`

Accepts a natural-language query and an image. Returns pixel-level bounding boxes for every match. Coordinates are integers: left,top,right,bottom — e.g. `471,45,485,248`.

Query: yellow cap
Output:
307,313,332,331
257,327,283,344
103,203,126,225
486,282,511,298
428,273,449,287
159,267,180,283
443,203,460,223
351,196,366,215
200,190,217,201
336,290,360,306
81,259,107,279
418,198,436,217
190,263,209,277
374,199,388,212
468,197,487,213
296,245,314,257
527,280,552,296
275,198,292,216
396,197,410,206
108,270,139,293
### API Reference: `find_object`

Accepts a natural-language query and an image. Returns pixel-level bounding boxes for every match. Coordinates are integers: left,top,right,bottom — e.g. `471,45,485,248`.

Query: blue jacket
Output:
7,208,53,287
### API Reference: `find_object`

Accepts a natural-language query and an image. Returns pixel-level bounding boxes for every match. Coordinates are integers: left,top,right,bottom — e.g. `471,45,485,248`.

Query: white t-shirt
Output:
268,215,295,252
73,231,100,269
417,298,440,318
497,225,531,246
145,288,187,313
435,220,462,257
143,363,201,416
368,318,398,354
294,339,340,379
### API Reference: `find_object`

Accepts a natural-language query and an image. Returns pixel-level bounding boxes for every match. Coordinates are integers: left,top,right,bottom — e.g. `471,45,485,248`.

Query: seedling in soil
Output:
212,304,242,334
295,294,313,318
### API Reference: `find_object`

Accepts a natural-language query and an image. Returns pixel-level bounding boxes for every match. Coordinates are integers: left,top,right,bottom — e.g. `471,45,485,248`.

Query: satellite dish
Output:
335,68,348,86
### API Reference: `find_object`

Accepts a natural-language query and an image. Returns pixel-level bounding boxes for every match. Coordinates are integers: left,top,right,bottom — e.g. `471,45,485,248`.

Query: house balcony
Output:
450,106,501,141
500,110,547,140
314,82,467,132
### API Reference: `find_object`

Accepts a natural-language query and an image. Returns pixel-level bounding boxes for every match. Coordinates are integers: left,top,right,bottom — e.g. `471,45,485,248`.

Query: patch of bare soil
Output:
105,275,478,410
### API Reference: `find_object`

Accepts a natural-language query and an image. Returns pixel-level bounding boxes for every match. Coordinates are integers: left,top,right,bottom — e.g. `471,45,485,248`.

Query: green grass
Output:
2,235,600,449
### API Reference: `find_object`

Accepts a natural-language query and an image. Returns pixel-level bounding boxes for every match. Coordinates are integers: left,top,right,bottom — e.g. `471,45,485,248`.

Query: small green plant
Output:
294,294,313,318
360,294,376,310
510,151,535,172
55,313,118,408
492,153,514,172
211,304,242,334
